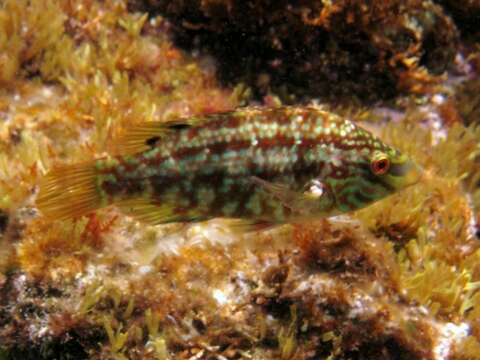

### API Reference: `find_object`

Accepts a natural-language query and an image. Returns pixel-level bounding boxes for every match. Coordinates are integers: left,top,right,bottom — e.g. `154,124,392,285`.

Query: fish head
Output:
323,139,423,214
373,149,423,191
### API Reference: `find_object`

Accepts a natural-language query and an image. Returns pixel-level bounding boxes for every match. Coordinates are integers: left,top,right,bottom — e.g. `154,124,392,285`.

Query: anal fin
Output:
117,196,208,225
117,197,180,225
223,218,280,234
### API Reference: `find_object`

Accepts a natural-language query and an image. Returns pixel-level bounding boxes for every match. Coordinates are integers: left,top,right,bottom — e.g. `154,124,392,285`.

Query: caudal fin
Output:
37,162,102,220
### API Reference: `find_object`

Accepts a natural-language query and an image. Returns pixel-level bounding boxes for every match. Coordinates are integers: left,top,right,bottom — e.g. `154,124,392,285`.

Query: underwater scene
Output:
1,0,480,359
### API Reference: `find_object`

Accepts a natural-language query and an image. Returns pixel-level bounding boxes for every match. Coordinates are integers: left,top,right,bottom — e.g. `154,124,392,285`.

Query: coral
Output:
129,0,459,103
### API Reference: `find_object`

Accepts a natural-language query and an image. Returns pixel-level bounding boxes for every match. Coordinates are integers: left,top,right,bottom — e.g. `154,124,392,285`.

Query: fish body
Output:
37,106,422,228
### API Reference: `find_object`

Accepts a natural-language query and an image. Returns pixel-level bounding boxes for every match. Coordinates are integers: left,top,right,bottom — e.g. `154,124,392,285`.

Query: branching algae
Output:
0,0,479,359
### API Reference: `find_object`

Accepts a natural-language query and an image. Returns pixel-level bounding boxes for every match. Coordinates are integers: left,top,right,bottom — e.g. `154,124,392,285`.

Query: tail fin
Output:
37,162,102,220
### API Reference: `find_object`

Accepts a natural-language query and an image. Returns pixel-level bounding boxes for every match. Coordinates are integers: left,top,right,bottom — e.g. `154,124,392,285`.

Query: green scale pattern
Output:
95,107,406,224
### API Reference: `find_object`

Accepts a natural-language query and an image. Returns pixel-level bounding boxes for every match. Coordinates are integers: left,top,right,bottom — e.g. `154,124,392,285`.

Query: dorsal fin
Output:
111,120,192,155
112,112,234,155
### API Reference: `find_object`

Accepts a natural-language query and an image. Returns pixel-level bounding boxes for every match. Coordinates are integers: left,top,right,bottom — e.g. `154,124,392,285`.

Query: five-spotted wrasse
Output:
37,106,422,231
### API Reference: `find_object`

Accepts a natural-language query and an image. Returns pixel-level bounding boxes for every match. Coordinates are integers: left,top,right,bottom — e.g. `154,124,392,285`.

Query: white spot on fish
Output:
308,180,324,198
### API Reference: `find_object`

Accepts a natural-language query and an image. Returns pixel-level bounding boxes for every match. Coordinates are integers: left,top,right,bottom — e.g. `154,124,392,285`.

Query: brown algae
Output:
0,0,479,359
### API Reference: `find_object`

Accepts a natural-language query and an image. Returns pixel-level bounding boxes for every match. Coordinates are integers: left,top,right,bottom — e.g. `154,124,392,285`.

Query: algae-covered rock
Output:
453,78,480,126
1,0,480,359
130,0,459,102
438,0,480,37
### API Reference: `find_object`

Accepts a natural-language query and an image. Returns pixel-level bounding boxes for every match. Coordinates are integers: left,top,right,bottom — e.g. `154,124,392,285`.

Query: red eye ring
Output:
371,156,390,175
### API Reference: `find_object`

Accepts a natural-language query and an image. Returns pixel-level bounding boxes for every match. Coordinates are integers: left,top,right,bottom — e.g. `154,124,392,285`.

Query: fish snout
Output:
385,159,423,190
399,160,423,187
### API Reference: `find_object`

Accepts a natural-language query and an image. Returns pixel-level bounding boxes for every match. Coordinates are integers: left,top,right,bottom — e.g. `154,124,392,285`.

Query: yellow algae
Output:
0,0,68,85
0,0,479,358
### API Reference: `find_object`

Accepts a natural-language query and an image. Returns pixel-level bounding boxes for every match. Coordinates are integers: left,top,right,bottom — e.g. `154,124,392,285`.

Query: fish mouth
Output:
387,160,423,189
402,161,423,187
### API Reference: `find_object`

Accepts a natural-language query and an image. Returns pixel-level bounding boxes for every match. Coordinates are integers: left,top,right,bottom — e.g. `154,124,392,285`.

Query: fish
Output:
37,106,422,231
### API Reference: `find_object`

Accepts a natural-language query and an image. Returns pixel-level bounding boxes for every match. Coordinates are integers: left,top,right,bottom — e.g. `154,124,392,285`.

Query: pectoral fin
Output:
251,176,334,214
250,176,297,204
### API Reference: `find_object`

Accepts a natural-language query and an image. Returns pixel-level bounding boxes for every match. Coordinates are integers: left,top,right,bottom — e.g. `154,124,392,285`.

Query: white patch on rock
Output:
433,322,469,360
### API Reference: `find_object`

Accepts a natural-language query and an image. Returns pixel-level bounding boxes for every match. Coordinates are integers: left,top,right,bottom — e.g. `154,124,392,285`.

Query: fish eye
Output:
370,154,390,175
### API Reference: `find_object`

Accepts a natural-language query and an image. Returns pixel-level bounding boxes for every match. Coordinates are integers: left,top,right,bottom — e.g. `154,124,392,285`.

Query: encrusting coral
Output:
0,0,480,359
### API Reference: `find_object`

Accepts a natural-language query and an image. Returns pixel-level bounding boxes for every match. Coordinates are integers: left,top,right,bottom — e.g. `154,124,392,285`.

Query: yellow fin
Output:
37,162,102,220
222,218,279,234
112,121,188,155
117,197,186,225
112,112,235,155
